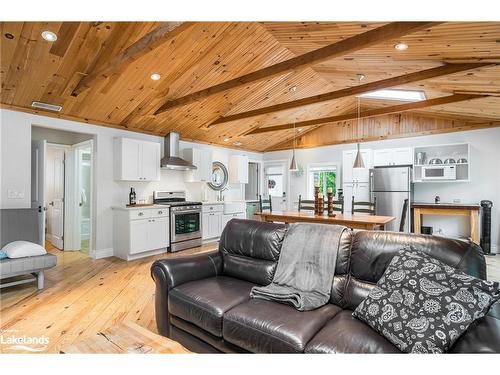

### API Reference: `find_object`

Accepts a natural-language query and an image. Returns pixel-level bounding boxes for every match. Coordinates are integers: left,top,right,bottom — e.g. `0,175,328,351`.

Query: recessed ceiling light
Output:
41,31,57,42
394,42,408,51
223,138,230,142
233,141,242,146
150,73,161,81
359,89,426,102
298,128,303,132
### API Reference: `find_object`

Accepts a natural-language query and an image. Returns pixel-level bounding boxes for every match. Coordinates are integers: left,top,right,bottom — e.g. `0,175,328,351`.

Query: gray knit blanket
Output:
250,223,346,311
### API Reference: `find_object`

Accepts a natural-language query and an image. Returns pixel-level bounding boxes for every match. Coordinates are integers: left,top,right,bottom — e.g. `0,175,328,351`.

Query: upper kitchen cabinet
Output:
229,155,249,184
342,149,372,183
373,148,413,166
114,137,160,181
413,143,470,183
183,148,213,182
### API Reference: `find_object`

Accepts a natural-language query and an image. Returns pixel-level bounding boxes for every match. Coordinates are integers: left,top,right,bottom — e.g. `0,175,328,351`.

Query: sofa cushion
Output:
305,310,400,353
352,249,500,353
223,299,341,353
219,219,287,285
344,231,486,310
168,276,255,337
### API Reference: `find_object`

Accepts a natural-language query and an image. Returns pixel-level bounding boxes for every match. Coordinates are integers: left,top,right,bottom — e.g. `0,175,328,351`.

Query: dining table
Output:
255,210,396,231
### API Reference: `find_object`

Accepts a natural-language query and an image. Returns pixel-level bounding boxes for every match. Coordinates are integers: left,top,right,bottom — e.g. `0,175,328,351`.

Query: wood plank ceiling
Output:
1,21,499,152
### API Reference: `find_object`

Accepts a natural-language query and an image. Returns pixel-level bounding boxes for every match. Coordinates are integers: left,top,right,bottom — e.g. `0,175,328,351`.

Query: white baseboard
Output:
89,248,113,259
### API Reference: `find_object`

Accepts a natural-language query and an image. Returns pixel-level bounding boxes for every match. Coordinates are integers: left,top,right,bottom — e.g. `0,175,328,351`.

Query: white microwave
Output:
422,165,456,180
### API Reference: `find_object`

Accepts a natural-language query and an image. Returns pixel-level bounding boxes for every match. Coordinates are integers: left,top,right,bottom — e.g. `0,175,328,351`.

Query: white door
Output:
141,141,160,181
149,217,169,250
46,147,65,249
355,182,371,202
31,140,46,246
373,149,393,166
342,183,354,213
130,219,150,254
122,138,142,180
264,162,288,210
342,151,355,183
393,148,413,165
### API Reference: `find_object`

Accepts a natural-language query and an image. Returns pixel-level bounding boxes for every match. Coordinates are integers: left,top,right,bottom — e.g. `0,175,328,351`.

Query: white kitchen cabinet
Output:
373,148,412,166
343,182,370,213
113,207,170,260
222,212,246,229
343,149,372,183
114,137,160,181
229,155,249,184
202,204,223,240
184,148,213,182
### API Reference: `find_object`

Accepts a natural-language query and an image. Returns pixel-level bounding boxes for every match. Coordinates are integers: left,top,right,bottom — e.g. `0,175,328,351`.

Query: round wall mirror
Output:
207,161,228,191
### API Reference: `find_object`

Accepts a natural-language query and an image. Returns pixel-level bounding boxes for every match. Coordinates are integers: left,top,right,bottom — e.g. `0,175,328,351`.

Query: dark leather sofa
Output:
151,219,500,353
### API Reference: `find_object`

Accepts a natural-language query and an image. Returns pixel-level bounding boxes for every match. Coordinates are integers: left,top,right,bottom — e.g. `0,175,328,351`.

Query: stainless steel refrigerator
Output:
370,166,413,233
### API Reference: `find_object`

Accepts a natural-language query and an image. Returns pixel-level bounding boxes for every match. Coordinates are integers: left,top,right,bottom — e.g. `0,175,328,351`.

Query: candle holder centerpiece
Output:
318,193,324,215
314,183,320,214
327,187,335,217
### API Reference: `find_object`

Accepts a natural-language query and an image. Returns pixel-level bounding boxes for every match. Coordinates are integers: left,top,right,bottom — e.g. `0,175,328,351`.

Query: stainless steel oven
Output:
153,191,202,252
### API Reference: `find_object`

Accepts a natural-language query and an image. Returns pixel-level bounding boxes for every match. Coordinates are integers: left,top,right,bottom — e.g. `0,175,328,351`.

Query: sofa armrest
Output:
450,301,500,353
150,251,222,337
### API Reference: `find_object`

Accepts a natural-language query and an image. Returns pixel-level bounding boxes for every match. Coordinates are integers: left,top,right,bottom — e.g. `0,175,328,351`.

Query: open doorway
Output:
263,160,289,211
31,126,94,254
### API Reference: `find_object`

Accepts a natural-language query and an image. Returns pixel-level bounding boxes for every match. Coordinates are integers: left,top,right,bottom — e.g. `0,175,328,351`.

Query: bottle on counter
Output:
129,188,137,206
435,195,440,204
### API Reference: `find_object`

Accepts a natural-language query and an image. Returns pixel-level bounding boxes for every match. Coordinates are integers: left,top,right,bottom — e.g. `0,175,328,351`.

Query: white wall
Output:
0,109,262,257
265,127,500,253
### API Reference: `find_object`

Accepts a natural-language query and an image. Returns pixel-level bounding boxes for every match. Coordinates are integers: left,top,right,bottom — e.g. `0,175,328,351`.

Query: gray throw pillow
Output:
352,248,500,353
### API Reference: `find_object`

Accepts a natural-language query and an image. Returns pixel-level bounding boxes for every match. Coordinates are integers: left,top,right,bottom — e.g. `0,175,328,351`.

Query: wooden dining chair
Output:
352,196,376,215
331,196,344,214
298,195,315,212
399,198,409,232
259,195,272,212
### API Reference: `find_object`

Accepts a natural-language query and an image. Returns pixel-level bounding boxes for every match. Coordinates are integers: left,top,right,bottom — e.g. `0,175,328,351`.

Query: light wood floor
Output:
0,242,217,353
1,242,498,354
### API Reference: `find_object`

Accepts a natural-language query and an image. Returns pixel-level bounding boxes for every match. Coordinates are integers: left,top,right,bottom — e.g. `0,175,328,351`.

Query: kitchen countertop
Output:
411,202,480,210
201,201,225,205
112,204,170,210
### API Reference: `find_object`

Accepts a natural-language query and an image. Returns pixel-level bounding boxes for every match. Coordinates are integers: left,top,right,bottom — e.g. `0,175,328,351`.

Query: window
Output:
359,89,426,102
307,164,337,198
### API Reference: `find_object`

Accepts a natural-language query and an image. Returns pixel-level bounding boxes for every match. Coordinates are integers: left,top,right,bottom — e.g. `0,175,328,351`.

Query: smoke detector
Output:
31,101,63,112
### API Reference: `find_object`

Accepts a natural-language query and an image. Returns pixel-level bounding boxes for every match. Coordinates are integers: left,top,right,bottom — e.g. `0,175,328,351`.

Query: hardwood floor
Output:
0,242,217,353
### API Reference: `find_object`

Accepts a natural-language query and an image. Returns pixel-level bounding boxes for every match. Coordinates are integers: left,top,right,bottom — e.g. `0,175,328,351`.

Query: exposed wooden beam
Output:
71,22,194,96
154,22,440,114
49,22,81,58
209,63,493,126
247,94,488,135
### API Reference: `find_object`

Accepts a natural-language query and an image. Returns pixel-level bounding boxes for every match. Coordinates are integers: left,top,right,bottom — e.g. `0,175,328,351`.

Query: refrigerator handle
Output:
369,170,374,201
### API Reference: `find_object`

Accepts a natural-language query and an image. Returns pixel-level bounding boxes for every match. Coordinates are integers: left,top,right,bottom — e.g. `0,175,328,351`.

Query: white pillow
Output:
2,241,47,258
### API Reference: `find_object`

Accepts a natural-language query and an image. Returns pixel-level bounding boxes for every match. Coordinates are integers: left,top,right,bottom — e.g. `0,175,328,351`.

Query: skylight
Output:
359,89,426,102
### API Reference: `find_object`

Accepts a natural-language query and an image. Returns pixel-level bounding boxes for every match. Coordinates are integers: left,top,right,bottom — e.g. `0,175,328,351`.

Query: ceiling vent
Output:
31,101,63,112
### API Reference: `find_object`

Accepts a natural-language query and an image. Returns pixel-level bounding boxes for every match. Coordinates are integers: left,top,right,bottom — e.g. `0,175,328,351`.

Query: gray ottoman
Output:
0,254,57,290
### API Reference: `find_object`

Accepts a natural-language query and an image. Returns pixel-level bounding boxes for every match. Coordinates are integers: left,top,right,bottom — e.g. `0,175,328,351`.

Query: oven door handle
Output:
172,209,202,215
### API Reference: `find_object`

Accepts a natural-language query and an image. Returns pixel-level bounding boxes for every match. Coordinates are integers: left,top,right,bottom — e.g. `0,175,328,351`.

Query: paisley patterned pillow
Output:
352,248,500,353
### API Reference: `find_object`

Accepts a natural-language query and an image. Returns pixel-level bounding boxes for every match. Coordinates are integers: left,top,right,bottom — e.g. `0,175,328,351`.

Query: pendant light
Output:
289,85,299,172
353,74,366,169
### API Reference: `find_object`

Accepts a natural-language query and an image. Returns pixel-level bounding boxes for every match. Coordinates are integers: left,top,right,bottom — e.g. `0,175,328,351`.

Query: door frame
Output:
263,159,290,211
45,143,70,250
64,139,94,253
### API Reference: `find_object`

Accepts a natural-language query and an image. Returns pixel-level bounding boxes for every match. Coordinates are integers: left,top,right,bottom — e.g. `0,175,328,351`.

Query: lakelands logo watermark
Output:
0,329,49,352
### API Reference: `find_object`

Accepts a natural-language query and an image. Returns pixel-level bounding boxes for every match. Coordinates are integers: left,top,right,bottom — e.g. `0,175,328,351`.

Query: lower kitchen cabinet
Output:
202,204,223,240
113,207,170,260
343,182,370,212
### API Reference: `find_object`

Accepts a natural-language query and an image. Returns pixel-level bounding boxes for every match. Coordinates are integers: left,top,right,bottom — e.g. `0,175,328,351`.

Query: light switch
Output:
7,189,25,199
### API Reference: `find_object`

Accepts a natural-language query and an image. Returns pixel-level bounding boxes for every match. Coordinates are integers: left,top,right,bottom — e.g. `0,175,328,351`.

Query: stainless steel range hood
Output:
160,132,197,170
